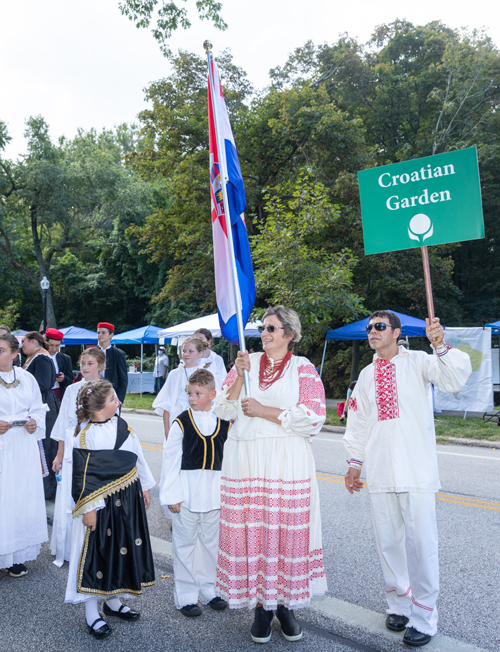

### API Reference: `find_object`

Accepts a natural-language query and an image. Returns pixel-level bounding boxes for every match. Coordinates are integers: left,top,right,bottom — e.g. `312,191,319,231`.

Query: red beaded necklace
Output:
258,351,292,391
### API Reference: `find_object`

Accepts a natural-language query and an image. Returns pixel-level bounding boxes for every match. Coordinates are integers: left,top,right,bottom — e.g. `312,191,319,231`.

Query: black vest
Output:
175,409,230,471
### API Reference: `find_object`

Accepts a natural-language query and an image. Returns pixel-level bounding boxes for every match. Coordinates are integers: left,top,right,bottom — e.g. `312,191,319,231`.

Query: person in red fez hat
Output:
44,328,74,401
97,322,128,404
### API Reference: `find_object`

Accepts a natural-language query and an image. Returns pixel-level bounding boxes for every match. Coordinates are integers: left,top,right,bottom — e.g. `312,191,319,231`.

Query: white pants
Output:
369,492,439,637
171,506,220,609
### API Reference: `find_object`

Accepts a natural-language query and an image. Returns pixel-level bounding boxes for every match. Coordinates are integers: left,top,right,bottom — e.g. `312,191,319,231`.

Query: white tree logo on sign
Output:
408,214,433,243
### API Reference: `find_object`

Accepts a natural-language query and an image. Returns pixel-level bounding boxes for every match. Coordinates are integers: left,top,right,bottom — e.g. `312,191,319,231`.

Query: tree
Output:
119,0,227,56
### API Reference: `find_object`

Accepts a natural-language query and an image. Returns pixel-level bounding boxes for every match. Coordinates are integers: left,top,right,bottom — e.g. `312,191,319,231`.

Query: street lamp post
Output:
40,276,50,333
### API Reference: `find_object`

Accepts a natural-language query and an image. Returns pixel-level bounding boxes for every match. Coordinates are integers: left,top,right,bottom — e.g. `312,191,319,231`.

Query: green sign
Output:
358,147,484,255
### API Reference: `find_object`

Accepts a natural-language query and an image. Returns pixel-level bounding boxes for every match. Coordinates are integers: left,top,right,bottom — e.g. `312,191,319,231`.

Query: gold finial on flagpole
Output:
203,40,213,53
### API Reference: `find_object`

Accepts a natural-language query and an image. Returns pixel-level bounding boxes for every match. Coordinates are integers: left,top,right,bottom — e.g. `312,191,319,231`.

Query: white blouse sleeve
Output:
130,433,156,492
420,348,472,393
278,360,326,437
213,367,239,421
25,372,50,436
158,421,184,507
51,385,78,442
343,380,371,468
152,369,180,417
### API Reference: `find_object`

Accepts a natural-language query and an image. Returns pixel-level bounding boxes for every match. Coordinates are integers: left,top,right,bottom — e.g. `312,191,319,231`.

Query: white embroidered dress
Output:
213,353,327,610
0,368,49,567
65,417,155,604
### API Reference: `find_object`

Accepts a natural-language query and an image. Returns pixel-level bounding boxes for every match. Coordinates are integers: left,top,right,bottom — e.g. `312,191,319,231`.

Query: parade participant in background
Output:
45,327,74,401
0,333,49,577
0,326,20,366
344,311,472,648
339,380,357,424
65,379,155,640
153,338,206,441
193,328,226,391
22,330,60,500
50,347,106,567
160,369,230,617
153,345,169,394
97,322,128,404
213,306,327,644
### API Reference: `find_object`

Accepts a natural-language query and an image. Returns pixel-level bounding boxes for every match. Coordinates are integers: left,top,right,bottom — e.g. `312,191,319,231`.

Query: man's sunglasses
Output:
366,322,392,334
258,325,285,334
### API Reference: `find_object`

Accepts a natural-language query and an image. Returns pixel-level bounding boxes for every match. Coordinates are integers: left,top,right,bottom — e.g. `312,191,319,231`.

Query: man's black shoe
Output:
276,605,303,641
250,606,273,643
385,614,409,632
403,627,432,647
180,604,202,617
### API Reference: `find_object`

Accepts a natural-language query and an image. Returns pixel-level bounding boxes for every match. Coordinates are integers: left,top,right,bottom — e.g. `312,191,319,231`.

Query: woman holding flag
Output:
213,306,327,643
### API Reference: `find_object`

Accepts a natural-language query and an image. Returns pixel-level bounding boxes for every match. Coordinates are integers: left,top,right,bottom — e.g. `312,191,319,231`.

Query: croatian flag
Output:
208,59,255,345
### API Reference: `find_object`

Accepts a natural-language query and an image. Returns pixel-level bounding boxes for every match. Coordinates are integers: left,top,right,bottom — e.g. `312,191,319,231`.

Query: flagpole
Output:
204,40,251,396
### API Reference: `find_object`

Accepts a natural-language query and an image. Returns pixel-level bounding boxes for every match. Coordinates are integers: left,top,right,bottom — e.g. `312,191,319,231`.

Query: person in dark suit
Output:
45,328,73,401
97,322,128,404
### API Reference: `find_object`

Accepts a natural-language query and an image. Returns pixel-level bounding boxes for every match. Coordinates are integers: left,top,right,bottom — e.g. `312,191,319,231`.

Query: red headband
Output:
97,322,114,331
45,328,64,341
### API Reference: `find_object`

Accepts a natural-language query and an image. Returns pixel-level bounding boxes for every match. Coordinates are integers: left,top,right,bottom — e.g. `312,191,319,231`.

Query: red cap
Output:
97,322,115,332
45,328,64,341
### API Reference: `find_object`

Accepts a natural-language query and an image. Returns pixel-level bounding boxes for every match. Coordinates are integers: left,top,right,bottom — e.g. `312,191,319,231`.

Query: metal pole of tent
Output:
319,339,328,379
140,342,143,398
205,42,251,397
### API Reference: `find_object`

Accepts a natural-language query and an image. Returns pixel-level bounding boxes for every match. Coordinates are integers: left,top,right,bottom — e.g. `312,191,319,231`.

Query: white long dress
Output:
198,351,227,391
65,417,155,604
0,368,49,567
49,380,85,566
213,353,328,610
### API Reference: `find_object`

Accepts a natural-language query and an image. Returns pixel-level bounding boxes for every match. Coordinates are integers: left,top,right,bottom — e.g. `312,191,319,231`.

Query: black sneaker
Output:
208,597,228,611
276,605,303,641
7,564,28,577
180,604,202,617
386,614,409,632
250,606,274,643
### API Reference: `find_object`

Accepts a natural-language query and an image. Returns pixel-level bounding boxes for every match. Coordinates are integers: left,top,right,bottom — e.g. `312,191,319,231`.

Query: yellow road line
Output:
142,445,500,512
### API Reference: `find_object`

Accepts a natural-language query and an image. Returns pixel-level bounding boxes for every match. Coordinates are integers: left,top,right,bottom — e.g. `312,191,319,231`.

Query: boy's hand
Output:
82,510,97,531
168,503,181,513
144,489,151,510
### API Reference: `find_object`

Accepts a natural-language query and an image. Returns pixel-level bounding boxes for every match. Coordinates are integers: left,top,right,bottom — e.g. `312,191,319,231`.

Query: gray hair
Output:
262,305,302,350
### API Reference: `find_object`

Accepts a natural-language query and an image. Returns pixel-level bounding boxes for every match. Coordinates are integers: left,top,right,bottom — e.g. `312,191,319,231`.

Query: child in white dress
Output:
50,347,106,566
65,379,155,640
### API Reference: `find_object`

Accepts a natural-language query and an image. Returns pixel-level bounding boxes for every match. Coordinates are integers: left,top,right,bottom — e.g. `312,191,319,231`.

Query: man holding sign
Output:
343,311,471,647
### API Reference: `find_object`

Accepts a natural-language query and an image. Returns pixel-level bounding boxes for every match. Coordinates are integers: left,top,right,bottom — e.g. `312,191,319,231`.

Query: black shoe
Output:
276,605,303,642
386,614,409,632
7,564,28,577
103,602,140,620
208,597,228,611
180,604,202,617
87,618,112,640
250,606,274,643
403,627,432,647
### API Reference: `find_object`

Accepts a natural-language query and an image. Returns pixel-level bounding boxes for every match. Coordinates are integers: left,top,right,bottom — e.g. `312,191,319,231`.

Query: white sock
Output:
105,597,130,613
85,598,104,628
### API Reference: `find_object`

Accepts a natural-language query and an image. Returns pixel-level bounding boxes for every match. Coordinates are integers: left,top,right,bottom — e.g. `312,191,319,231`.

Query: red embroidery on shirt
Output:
374,358,399,421
348,397,357,412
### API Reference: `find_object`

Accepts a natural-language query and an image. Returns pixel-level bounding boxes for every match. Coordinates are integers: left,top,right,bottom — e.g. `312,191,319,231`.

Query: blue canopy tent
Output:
319,311,428,378
60,326,98,345
111,325,170,396
485,321,500,334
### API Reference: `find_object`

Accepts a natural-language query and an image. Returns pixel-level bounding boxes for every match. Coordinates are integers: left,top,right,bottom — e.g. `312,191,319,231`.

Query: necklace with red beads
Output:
258,351,292,391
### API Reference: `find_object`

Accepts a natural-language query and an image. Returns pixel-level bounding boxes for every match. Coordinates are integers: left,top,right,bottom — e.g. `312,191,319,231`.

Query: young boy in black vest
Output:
159,369,230,617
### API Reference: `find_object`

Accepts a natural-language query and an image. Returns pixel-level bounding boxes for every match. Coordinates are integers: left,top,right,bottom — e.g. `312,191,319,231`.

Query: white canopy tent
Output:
158,313,262,342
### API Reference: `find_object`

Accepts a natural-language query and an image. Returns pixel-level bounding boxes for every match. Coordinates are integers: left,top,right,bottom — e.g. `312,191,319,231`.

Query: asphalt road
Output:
1,413,499,652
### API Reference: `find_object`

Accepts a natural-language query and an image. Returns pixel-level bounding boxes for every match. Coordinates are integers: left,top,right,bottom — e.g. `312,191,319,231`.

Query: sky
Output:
2,0,500,159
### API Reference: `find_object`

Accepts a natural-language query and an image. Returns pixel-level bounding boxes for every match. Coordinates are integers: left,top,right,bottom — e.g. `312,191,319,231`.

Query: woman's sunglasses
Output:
366,322,391,334
258,325,285,334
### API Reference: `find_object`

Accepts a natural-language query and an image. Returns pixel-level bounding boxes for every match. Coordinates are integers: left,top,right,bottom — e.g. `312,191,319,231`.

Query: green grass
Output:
122,393,156,410
122,399,500,444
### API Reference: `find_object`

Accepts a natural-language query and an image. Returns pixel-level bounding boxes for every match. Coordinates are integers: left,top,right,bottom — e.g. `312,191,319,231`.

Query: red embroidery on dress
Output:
297,364,326,418
374,358,399,421
348,397,357,412
222,367,238,390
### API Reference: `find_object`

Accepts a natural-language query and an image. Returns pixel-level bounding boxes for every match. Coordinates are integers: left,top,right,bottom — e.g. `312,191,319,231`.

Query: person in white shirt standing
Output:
153,346,169,394
344,311,471,648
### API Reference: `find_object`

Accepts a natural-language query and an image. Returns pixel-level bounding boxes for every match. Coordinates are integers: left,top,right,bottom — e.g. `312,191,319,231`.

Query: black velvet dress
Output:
26,354,60,500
